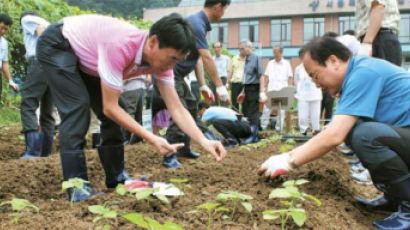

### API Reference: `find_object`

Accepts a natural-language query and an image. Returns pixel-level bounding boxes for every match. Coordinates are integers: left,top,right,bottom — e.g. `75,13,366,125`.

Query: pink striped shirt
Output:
62,14,173,91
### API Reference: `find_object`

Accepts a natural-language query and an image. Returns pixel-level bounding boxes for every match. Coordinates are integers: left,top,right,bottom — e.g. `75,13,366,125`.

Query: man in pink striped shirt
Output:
36,14,226,202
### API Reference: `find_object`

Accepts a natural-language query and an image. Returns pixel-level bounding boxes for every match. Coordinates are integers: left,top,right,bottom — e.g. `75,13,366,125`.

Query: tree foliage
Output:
66,0,181,19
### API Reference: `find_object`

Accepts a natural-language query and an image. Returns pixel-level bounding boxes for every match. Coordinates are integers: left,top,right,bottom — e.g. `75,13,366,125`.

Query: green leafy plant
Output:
279,138,296,153
216,190,253,219
123,212,184,230
0,198,39,223
61,178,90,205
130,187,169,205
263,179,321,230
169,178,191,190
88,205,118,230
190,202,230,230
239,134,281,151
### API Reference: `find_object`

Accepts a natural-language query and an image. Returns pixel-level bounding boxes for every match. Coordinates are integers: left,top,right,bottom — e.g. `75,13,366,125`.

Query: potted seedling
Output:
122,212,184,230
61,178,91,205
0,198,39,224
88,204,118,230
216,190,253,219
263,179,321,230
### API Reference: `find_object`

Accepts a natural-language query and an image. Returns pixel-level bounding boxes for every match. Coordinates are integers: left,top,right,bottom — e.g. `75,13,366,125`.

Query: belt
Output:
359,27,396,41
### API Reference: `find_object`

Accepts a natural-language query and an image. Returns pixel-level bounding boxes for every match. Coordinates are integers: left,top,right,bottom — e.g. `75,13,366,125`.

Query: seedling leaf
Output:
289,208,306,227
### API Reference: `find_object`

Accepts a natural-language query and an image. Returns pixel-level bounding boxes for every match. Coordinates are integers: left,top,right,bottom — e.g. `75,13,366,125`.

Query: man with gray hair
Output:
237,40,267,144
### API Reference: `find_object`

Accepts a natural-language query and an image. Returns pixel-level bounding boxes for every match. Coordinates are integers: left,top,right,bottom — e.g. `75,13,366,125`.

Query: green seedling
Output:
216,190,253,219
123,212,184,230
279,138,296,153
169,178,191,190
263,179,321,230
88,205,118,230
115,184,128,196
62,178,91,205
0,198,39,224
239,134,281,151
130,187,169,205
190,202,230,230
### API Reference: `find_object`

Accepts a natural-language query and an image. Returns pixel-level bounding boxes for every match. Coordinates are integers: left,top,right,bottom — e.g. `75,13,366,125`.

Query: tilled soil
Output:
0,125,383,229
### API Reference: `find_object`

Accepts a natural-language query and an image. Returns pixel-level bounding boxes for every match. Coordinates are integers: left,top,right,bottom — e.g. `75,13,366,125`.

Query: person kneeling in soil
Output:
36,14,226,202
198,101,254,148
258,37,410,230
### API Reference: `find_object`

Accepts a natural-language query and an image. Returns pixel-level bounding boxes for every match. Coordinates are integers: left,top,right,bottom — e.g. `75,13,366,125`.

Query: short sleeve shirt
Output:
21,15,50,58
264,58,293,91
62,14,174,91
0,37,8,69
356,0,400,37
230,55,246,83
335,56,410,127
173,11,211,79
243,53,264,85
213,54,230,78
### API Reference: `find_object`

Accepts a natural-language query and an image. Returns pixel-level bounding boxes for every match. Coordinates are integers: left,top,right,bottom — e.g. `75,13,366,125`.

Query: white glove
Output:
258,153,295,178
9,79,19,92
358,43,372,57
225,82,230,90
200,85,215,102
216,85,229,102
259,92,267,103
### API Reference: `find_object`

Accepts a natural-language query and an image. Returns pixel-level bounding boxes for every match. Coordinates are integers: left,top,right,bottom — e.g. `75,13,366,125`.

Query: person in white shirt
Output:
294,48,322,135
211,41,230,105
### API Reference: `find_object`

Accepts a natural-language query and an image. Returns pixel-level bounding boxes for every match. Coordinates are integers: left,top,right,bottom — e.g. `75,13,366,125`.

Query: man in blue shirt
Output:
198,101,251,148
258,37,410,230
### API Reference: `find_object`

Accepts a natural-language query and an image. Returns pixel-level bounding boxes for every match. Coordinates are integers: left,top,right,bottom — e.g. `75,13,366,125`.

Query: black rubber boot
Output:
97,144,132,188
41,134,54,157
21,131,43,159
91,133,100,149
373,174,410,230
60,150,92,202
176,139,200,159
242,125,259,145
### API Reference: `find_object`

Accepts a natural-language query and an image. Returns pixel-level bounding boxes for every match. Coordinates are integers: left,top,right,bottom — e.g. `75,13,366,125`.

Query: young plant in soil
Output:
88,204,118,230
169,178,191,190
190,202,230,230
122,212,184,230
239,134,281,151
0,198,39,224
216,190,253,219
61,178,91,205
279,138,296,153
263,179,321,230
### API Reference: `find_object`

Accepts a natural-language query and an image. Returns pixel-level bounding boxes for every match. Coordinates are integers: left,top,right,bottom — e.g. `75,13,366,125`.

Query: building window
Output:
303,17,325,43
339,15,356,35
209,22,228,47
400,13,410,43
271,19,292,47
239,20,259,43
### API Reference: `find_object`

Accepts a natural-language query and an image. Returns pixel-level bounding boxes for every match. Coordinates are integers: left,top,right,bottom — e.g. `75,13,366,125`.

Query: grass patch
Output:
0,106,20,125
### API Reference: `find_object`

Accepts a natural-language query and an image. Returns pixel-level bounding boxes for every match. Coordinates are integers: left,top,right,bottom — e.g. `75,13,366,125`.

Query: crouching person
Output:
198,101,252,148
36,14,226,202
258,37,410,230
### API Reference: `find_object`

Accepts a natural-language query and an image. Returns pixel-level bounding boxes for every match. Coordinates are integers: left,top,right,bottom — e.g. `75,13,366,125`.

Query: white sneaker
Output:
351,169,373,185
338,143,351,154
350,162,366,173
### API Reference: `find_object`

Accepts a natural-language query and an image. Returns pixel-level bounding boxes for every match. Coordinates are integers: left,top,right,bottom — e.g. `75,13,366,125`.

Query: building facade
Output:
144,0,410,68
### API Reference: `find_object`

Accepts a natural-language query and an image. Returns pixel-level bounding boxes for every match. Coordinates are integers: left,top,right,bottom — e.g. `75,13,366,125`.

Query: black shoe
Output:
163,153,181,168
355,195,400,213
92,133,100,149
97,144,132,188
373,202,410,230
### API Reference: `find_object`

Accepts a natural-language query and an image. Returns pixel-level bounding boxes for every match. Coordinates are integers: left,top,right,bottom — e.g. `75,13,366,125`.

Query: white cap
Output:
336,35,360,56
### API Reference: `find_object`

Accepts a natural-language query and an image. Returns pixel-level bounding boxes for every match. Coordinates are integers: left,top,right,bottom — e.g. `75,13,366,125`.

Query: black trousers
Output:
212,119,251,140
121,88,145,142
243,84,260,126
36,23,124,152
20,57,55,135
372,31,402,66
230,82,243,112
321,89,334,124
190,81,200,101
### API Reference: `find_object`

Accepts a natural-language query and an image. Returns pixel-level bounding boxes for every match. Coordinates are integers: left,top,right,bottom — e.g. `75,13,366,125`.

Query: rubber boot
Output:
97,144,132,188
355,195,400,213
204,130,220,141
242,125,259,145
60,150,93,202
224,138,239,148
21,131,43,159
373,174,410,230
176,139,200,158
91,133,100,149
41,134,54,157
162,153,181,169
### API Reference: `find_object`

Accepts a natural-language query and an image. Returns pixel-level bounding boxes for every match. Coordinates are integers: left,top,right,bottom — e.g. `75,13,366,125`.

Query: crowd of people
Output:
0,0,409,229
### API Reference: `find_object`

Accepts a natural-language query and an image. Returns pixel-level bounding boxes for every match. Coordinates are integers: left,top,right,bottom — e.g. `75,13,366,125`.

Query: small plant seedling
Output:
169,178,190,190
190,202,230,230
88,205,118,230
115,184,128,196
62,178,91,205
123,212,184,230
216,190,253,219
263,179,321,230
130,187,170,205
0,198,39,224
279,138,296,153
